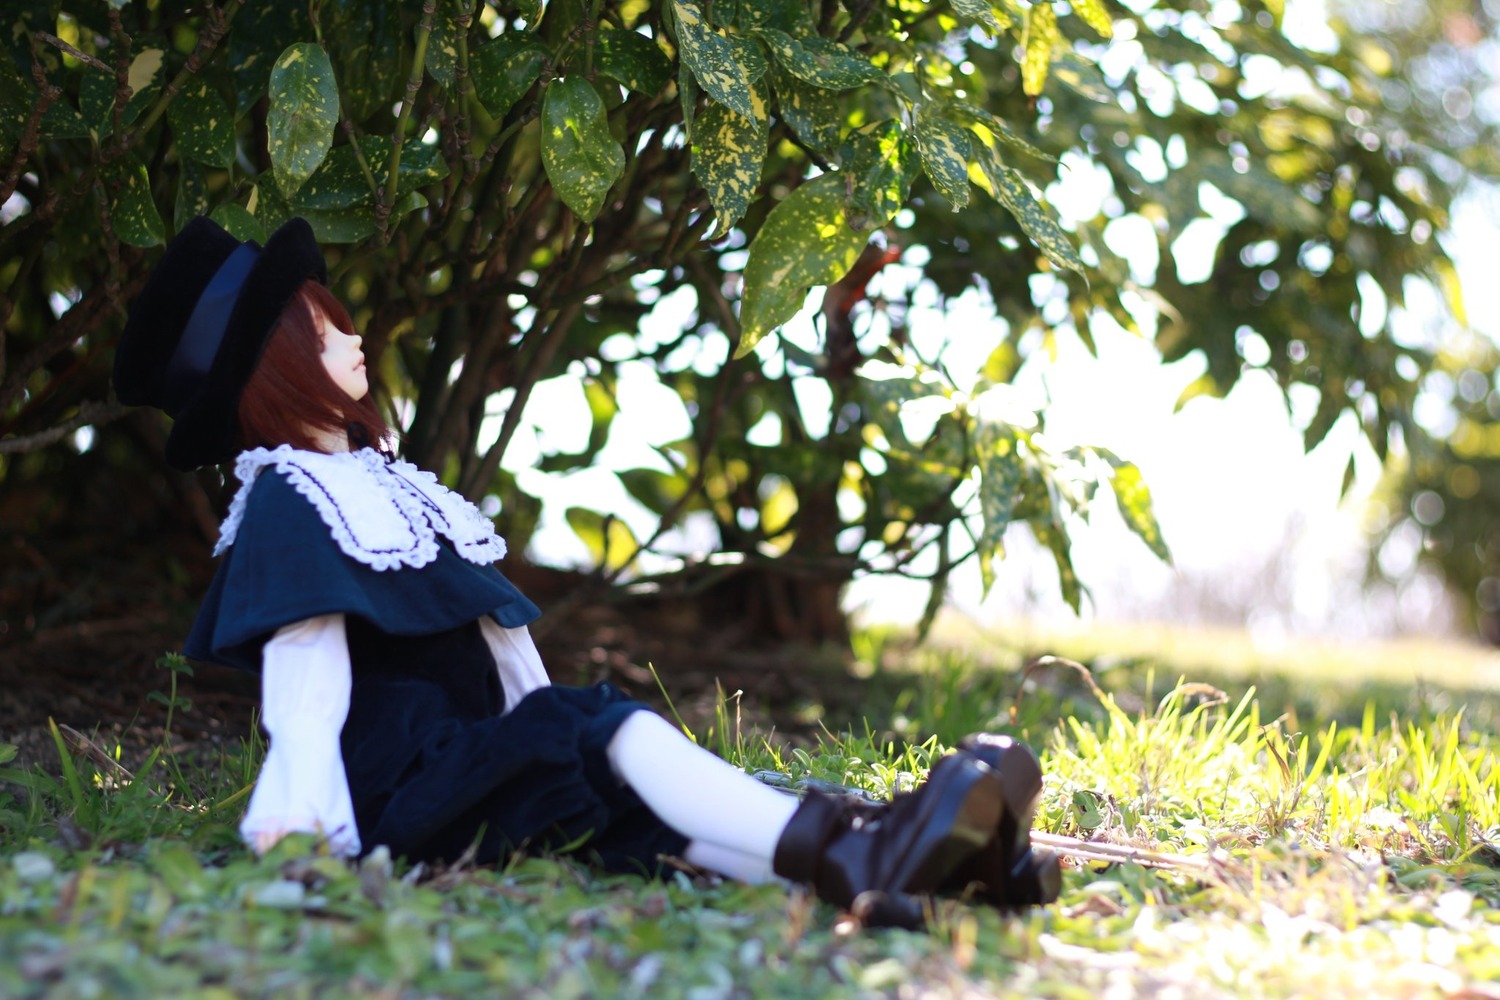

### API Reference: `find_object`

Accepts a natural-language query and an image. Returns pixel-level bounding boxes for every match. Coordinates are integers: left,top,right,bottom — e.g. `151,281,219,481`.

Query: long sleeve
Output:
240,614,362,857
477,618,551,711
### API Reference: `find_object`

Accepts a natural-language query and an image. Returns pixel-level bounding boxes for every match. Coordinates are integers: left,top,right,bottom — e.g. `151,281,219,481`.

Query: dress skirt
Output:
338,617,689,873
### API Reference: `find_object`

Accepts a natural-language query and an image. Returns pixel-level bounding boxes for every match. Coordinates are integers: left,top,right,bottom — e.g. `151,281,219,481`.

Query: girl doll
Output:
113,217,1059,928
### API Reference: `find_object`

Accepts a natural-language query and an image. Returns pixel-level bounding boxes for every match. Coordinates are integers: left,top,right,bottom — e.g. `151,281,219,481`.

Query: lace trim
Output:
215,446,508,570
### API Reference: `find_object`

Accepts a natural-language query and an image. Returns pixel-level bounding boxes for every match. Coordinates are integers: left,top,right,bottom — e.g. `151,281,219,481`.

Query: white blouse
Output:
240,613,551,857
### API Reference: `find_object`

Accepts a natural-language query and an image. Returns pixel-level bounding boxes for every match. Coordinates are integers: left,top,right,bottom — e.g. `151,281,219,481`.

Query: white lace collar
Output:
215,445,508,571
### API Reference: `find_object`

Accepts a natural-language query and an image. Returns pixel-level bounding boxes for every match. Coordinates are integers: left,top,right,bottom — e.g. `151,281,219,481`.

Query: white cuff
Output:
240,615,362,857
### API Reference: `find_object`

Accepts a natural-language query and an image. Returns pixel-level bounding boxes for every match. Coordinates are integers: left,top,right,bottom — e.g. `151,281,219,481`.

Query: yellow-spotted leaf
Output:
842,119,917,232
471,36,547,118
541,76,625,223
758,28,882,90
565,506,638,572
915,112,971,210
266,42,340,198
1021,2,1058,97
673,0,756,120
210,203,267,243
167,80,235,167
976,421,1024,596
1106,459,1171,562
102,154,164,247
1070,0,1115,39
950,0,1012,34
738,172,869,357
692,97,767,238
769,64,843,156
972,147,1084,275
594,29,672,95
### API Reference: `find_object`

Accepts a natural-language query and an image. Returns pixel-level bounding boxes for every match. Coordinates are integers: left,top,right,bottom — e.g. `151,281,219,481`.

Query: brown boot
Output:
772,753,1003,928
944,734,1061,908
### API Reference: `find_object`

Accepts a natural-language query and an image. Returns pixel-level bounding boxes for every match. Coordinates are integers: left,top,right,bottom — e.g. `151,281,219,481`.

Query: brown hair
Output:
236,281,390,453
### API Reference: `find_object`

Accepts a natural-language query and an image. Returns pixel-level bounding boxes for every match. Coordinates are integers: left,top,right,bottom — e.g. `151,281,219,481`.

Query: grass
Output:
3,632,1500,998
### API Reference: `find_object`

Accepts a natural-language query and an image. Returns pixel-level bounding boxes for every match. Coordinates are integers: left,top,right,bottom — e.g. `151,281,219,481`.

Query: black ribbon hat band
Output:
159,242,260,415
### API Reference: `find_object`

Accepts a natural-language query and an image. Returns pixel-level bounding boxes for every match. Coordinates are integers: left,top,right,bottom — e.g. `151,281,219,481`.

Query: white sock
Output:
607,711,799,865
683,840,784,884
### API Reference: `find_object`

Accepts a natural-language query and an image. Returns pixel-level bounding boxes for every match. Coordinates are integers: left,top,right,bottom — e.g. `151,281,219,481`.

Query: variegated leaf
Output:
294,136,448,210
101,153,164,247
517,0,545,29
976,421,1023,597
673,0,756,120
971,147,1085,275
1021,2,1058,97
1105,458,1171,562
174,163,212,226
1051,51,1114,103
541,76,625,223
769,64,843,156
739,172,869,357
950,0,1012,34
758,28,882,91
471,36,548,117
167,80,235,167
841,119,917,232
692,90,767,238
915,113,971,210
424,0,466,90
1070,0,1115,39
945,100,1055,164
266,42,340,198
594,29,672,95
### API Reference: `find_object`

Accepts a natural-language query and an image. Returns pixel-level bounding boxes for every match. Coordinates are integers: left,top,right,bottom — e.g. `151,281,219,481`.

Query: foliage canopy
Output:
0,0,1484,639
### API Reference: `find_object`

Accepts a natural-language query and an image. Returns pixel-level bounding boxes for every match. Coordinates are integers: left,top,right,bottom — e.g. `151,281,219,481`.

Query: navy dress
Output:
184,469,688,872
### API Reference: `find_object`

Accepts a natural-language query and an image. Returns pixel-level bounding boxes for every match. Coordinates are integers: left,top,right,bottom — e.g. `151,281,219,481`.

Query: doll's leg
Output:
607,711,798,861
682,841,780,884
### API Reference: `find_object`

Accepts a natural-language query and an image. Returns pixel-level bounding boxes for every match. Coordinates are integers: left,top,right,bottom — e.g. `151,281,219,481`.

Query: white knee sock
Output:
606,711,799,867
683,840,783,884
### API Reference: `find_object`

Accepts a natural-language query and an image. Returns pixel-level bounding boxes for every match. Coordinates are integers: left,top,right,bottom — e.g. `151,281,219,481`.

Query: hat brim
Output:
163,218,327,470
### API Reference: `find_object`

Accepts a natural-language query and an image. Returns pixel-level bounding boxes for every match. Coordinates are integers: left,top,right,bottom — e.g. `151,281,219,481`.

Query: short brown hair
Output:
235,281,390,453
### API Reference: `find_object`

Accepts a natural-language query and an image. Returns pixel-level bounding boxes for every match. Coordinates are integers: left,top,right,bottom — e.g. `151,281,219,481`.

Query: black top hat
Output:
113,216,327,471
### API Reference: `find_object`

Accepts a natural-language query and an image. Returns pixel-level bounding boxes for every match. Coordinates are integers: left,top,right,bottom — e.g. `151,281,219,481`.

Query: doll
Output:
112,216,1059,928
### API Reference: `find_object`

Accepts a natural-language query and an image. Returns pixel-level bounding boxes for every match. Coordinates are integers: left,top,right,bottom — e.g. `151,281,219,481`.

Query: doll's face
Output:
316,307,368,401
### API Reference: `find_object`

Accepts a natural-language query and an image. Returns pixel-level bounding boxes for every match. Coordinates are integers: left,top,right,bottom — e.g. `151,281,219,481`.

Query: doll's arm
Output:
477,618,551,712
240,614,362,857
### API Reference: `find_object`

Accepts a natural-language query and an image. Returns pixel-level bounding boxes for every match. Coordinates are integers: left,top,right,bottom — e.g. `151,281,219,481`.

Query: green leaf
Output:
1021,1,1058,98
471,36,548,118
739,172,869,357
541,76,625,223
758,28,882,91
516,0,546,29
950,0,1012,35
673,0,756,120
1172,372,1225,411
167,80,235,167
1070,0,1115,38
769,64,843,156
946,101,1055,165
915,112,971,210
1033,516,1083,613
266,43,341,198
256,181,427,243
594,29,672,96
692,97,767,238
971,147,1084,275
1106,459,1171,563
841,119,917,232
210,203,267,244
0,743,15,766
101,153,165,247
294,136,448,210
618,468,690,516
80,53,161,135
